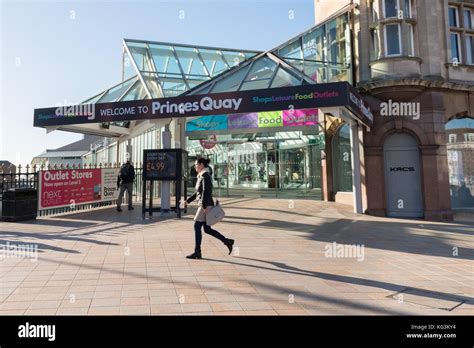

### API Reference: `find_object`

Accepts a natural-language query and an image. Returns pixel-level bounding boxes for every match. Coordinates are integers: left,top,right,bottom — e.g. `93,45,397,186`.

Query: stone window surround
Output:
369,0,417,61
448,2,474,66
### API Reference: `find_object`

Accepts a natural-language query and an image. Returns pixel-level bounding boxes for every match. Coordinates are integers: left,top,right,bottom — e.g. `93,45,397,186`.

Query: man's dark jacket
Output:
117,163,135,187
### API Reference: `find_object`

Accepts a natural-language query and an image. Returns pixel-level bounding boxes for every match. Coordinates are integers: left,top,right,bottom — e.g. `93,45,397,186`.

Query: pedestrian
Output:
183,157,234,259
117,159,135,212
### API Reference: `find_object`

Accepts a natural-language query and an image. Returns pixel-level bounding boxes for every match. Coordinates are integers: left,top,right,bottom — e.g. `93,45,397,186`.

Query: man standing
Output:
117,159,135,212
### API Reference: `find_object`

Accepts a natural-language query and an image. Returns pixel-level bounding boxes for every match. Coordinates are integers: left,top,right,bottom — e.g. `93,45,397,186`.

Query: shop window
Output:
332,124,353,192
446,119,474,209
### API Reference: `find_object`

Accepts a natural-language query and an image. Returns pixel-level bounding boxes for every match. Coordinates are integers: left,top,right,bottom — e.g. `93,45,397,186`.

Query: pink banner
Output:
282,108,319,127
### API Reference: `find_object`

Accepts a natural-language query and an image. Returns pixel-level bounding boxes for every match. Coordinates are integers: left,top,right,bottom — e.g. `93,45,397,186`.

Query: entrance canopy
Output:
33,9,370,138
34,82,373,131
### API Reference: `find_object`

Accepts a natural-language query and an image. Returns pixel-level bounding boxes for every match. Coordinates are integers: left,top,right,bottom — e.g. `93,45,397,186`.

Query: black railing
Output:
0,163,157,218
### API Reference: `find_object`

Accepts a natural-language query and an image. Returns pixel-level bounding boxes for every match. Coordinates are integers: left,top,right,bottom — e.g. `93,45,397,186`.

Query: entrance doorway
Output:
187,131,322,199
383,133,423,218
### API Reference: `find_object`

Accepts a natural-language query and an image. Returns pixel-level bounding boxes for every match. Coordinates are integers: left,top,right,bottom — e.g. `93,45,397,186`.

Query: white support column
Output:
116,139,120,165
160,124,171,214
126,139,132,162
349,119,363,214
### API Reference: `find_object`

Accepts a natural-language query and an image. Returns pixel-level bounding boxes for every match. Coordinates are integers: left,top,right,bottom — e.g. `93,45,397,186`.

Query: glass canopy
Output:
273,13,352,84
80,42,260,128
74,10,353,134
81,76,146,105
184,52,314,96
123,39,260,98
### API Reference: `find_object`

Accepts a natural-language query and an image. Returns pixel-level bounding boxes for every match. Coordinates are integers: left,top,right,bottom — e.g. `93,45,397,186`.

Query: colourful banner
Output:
39,168,119,209
228,113,258,129
258,111,283,128
186,108,319,132
282,108,319,126
185,115,227,132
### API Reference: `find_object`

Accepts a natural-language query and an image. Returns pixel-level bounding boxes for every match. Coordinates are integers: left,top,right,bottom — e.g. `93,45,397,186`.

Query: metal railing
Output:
0,162,157,218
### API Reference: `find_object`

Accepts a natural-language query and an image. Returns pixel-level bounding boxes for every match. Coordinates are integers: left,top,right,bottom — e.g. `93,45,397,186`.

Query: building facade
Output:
32,135,104,168
315,0,474,220
42,0,473,221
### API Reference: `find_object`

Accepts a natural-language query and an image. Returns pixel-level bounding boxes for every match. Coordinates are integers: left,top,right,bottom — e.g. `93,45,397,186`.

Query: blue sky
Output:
0,0,315,164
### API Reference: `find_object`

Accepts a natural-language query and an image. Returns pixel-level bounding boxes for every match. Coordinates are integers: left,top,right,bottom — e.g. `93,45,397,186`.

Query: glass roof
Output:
185,53,313,95
123,39,260,98
81,76,143,105
81,11,352,105
272,12,352,84
75,11,353,133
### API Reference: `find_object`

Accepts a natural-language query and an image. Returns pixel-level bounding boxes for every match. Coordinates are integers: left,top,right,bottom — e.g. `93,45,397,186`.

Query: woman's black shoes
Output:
225,239,234,255
187,240,234,259
186,252,202,259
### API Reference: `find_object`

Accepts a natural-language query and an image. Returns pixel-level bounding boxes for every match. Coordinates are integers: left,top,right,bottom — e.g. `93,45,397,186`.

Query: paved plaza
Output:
0,198,472,315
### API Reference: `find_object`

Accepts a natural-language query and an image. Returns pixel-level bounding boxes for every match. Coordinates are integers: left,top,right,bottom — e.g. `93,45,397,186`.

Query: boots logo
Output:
390,167,415,172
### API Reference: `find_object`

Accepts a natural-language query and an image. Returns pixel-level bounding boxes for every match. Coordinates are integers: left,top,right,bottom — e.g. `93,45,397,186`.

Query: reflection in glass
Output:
446,118,474,209
332,124,353,192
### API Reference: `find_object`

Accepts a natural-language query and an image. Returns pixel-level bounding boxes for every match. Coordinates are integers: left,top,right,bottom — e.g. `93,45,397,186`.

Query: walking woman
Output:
184,158,234,259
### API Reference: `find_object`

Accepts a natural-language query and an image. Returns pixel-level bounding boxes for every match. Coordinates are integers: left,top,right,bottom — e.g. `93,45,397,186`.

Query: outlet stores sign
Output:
38,168,119,210
33,82,373,129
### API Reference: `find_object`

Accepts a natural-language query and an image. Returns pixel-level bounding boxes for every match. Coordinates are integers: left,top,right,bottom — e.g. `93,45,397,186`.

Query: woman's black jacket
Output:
186,171,214,208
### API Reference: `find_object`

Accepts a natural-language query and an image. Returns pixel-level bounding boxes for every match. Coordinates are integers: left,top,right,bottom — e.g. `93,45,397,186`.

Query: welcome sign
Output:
34,82,373,128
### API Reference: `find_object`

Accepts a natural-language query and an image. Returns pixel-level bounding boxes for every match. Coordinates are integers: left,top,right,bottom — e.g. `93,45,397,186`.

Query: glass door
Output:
279,147,307,190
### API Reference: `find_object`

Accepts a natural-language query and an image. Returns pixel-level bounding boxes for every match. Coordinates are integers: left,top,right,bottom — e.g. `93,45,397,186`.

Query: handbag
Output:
206,200,225,226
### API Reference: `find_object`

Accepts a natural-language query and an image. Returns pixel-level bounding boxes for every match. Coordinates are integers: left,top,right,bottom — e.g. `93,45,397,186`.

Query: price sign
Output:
143,150,179,180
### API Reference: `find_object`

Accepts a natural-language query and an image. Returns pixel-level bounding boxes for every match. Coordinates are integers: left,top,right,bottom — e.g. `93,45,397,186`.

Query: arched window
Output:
332,124,353,192
446,118,474,208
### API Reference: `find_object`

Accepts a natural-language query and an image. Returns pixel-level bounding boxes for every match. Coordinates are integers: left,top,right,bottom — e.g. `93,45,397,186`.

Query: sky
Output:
0,0,315,165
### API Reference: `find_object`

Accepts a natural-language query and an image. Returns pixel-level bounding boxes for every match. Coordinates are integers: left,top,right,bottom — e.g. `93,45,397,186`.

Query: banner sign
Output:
258,111,283,128
282,108,318,126
38,168,119,210
34,82,373,128
185,115,227,132
228,113,259,129
186,108,319,132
